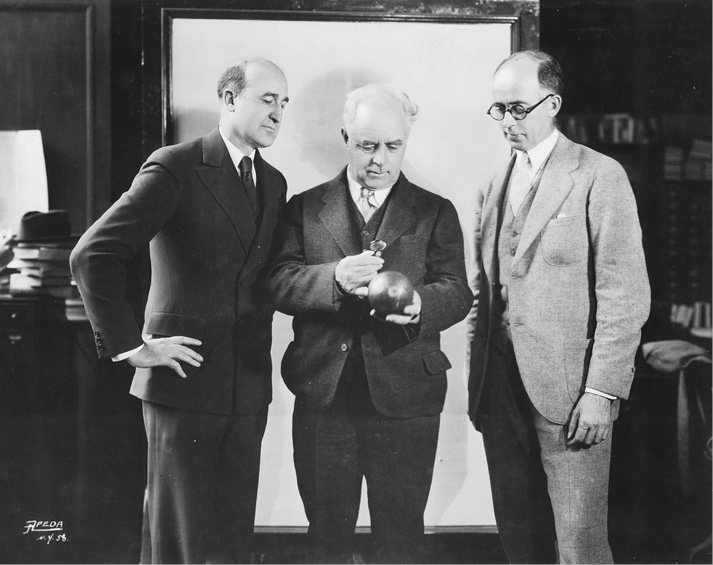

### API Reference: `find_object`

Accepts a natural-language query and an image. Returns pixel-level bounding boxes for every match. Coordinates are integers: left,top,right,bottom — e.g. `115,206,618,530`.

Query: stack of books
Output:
684,138,712,181
670,301,713,339
64,297,87,322
663,146,685,181
8,242,79,298
0,238,13,291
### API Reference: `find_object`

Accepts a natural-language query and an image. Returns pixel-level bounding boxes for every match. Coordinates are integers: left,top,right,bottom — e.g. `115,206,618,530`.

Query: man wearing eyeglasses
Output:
466,50,650,563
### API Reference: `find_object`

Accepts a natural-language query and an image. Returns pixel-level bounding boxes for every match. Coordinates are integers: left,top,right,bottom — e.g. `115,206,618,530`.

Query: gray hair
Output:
342,83,419,135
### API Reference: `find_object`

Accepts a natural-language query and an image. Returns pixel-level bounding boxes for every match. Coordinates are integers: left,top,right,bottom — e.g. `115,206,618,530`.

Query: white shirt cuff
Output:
112,344,144,362
585,387,616,400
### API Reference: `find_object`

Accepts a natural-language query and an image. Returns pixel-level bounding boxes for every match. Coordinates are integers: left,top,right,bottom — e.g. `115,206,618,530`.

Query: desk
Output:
0,293,145,563
0,293,74,562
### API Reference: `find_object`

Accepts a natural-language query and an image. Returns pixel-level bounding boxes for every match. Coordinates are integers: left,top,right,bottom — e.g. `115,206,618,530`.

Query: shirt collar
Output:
346,166,393,207
517,128,559,178
219,126,256,179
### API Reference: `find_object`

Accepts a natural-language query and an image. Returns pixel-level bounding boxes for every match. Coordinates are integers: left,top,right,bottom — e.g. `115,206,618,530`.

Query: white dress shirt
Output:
346,166,393,207
515,127,559,182
219,126,257,183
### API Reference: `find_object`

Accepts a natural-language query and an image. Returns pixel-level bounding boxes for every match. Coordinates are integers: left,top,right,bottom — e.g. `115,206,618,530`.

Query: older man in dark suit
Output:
70,58,289,563
268,83,472,564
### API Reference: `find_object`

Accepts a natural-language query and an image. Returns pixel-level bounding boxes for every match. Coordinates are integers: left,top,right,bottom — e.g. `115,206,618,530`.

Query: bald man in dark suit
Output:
71,58,289,563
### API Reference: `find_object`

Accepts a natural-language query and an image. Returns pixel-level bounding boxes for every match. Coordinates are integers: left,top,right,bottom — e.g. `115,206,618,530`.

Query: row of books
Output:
663,138,712,181
559,114,660,145
670,301,712,338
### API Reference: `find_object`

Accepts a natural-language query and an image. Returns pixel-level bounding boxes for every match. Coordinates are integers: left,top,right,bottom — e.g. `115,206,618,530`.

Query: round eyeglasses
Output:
486,93,554,121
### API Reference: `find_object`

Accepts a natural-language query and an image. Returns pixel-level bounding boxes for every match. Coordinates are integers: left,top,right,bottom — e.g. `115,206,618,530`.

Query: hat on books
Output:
14,210,80,244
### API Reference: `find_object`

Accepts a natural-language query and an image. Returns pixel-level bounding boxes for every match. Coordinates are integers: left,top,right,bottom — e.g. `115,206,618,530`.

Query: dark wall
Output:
541,0,711,116
541,0,712,305
110,0,144,203
0,0,111,232
542,4,712,563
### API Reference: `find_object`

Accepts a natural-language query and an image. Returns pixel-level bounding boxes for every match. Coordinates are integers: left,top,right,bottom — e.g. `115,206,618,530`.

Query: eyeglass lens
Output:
487,93,554,121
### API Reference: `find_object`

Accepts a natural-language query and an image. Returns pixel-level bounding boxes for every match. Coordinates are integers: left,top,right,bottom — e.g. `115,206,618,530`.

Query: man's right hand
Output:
335,250,384,297
127,336,203,379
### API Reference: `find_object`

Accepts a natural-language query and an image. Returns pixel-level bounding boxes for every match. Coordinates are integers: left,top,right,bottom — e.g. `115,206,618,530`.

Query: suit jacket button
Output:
340,343,349,352
94,330,100,337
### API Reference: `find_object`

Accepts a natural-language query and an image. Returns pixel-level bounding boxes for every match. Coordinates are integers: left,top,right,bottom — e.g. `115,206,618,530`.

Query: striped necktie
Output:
359,187,379,222
509,152,533,216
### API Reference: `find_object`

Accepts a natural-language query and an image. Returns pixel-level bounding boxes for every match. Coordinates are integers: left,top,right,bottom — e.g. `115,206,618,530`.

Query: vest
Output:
491,171,544,353
336,187,391,383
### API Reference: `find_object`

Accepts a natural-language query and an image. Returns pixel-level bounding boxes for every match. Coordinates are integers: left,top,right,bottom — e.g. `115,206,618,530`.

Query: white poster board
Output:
171,15,514,530
0,130,48,236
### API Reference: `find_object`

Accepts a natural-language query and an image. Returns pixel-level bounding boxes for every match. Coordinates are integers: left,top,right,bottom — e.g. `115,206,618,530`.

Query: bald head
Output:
218,57,289,154
217,58,285,100
491,50,562,152
495,50,564,96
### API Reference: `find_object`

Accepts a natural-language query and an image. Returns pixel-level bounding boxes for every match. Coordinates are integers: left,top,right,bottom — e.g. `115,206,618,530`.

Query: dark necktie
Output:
239,155,259,217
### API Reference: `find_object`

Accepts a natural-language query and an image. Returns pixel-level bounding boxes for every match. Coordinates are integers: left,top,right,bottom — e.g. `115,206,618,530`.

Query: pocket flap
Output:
145,311,206,340
423,350,452,375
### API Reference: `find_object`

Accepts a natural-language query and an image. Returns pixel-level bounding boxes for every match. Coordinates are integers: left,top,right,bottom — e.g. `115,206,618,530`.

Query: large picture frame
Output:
142,1,538,531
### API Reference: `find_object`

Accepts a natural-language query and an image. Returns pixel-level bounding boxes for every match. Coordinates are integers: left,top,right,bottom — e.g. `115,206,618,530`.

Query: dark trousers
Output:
478,343,559,564
293,360,440,564
479,342,613,564
142,401,267,564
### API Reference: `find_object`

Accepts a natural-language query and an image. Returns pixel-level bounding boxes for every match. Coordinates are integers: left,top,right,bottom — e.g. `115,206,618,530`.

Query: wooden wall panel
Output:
0,0,110,232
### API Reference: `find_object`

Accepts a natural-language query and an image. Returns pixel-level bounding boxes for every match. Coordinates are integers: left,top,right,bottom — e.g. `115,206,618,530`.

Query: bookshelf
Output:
542,0,711,323
559,112,712,337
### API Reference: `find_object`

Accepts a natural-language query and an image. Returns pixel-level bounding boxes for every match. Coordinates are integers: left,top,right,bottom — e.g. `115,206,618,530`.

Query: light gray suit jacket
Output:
467,133,650,425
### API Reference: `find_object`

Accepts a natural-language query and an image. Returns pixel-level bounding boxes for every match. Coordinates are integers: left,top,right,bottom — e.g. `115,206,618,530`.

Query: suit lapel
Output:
514,134,578,265
374,173,416,246
482,155,515,281
319,169,360,256
195,128,256,255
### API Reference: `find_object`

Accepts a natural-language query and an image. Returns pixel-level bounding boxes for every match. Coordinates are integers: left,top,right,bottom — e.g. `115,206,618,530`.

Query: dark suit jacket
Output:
267,169,473,419
70,128,287,415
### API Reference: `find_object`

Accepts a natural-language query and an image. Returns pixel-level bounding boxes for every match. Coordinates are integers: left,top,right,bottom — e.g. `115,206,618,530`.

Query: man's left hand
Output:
566,392,612,447
371,290,421,326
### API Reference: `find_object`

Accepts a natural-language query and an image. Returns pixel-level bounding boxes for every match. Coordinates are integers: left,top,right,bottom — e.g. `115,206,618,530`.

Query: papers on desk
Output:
6,243,77,298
